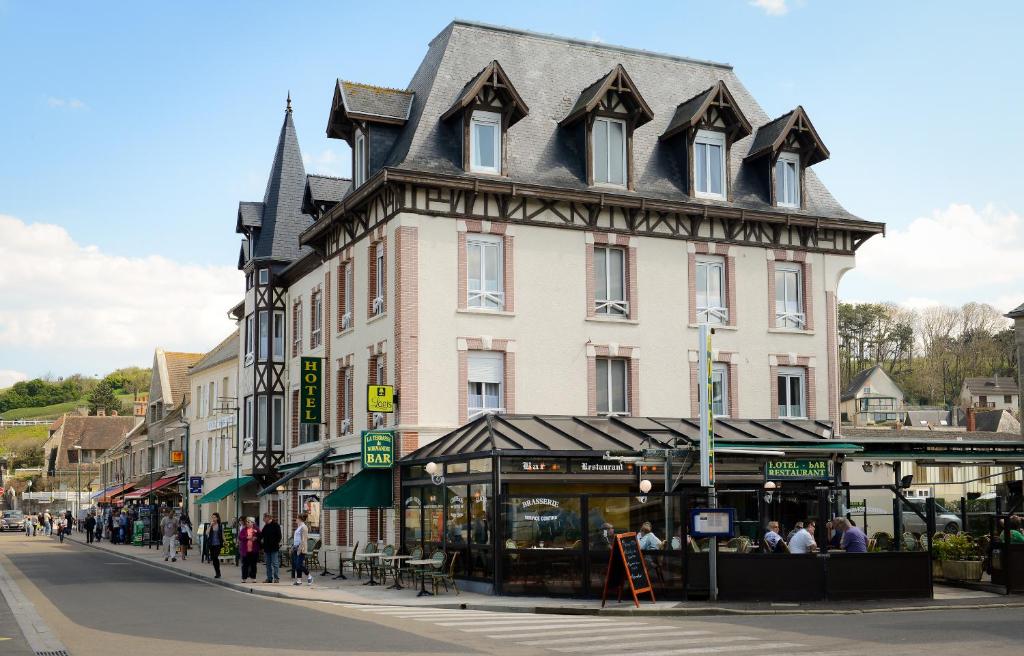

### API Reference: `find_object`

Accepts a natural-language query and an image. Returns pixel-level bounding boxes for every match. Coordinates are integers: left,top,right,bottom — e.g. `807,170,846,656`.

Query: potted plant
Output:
935,534,982,581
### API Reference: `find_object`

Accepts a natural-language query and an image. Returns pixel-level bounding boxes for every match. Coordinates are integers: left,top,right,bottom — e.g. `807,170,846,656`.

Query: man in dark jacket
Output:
260,512,283,583
84,512,96,543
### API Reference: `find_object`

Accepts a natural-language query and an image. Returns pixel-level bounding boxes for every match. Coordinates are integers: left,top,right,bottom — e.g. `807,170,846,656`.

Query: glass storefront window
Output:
470,483,492,545
424,490,443,551
447,461,468,474
504,496,582,549
469,458,493,474
403,488,423,550
446,485,469,545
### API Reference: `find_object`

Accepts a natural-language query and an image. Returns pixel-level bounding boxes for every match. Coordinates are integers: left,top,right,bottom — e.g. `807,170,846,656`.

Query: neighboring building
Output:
959,376,1019,412
1007,301,1024,434
42,413,139,489
185,330,241,523
228,21,886,568
839,365,905,426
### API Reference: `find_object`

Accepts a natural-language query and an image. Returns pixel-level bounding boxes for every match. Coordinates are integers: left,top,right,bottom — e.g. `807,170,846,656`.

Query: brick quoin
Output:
323,272,331,437
290,389,299,448
334,472,349,547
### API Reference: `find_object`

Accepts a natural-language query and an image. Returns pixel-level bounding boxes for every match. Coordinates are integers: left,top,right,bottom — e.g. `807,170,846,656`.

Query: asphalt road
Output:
1,532,1023,656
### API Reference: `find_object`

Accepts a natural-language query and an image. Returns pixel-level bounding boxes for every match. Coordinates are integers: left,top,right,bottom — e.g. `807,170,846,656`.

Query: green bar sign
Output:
361,430,395,469
765,459,831,480
300,357,322,424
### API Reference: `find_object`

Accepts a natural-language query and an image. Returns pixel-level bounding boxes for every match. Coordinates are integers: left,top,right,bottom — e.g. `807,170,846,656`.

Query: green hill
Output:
1,394,136,421
0,424,48,469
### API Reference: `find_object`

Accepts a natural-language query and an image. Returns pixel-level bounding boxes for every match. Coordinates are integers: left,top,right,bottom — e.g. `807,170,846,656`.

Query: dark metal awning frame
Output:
257,446,334,496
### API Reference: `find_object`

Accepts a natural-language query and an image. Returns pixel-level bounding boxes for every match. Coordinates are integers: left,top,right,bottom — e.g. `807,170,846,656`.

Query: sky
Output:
1,0,1022,384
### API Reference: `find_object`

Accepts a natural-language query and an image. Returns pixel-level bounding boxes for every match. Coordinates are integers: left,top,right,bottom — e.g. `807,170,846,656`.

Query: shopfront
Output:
400,414,935,601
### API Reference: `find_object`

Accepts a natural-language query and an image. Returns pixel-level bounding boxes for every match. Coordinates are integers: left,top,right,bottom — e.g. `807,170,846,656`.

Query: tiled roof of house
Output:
189,330,239,376
1006,301,1024,319
164,352,204,406
306,175,351,205
841,365,891,402
339,81,415,121
963,377,1019,395
59,415,139,451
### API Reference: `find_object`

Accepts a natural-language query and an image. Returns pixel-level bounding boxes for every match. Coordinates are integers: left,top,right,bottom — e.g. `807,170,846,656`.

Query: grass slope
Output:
1,394,136,421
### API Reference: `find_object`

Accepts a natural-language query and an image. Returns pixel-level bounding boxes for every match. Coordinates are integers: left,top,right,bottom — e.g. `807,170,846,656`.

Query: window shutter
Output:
467,352,503,384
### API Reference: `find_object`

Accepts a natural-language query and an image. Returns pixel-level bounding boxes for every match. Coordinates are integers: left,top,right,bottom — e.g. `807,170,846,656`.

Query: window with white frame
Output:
594,246,627,316
272,311,285,361
467,234,504,310
212,434,220,471
696,256,728,324
470,110,501,173
777,367,806,418
206,438,213,473
195,386,203,418
775,264,805,329
299,423,319,445
775,152,800,208
592,117,626,186
292,300,303,353
354,130,367,187
208,382,216,418
341,261,353,330
258,310,269,361
310,290,322,349
245,314,255,363
272,395,284,449
340,366,353,434
694,130,726,198
372,242,385,315
258,268,269,285
711,363,729,417
596,357,628,415
244,396,253,448
467,351,504,419
256,395,268,449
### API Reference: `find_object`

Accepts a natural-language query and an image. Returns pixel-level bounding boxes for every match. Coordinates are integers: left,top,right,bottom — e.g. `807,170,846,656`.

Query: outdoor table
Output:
382,555,413,590
407,558,437,597
359,553,387,586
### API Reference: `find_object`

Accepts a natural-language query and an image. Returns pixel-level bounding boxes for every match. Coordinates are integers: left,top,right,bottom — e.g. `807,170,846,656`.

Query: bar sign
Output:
300,357,322,424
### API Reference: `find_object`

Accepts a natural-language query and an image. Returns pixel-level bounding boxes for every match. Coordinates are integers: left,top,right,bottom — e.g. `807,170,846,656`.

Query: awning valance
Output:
124,475,183,500
258,447,334,496
197,476,255,505
322,469,393,509
97,483,136,504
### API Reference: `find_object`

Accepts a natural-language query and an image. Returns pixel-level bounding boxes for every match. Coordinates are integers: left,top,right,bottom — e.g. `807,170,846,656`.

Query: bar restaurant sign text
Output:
361,430,395,469
300,357,322,424
765,459,831,481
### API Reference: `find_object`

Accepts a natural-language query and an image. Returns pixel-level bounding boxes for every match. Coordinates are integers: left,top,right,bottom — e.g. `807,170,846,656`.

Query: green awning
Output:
258,446,334,496
197,476,255,505
322,469,393,509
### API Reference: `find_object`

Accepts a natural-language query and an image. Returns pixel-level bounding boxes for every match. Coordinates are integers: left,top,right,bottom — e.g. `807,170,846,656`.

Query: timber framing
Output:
300,167,885,259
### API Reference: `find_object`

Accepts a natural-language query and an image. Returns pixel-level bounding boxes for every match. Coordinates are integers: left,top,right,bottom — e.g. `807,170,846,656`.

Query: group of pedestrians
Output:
23,510,75,541
202,512,306,585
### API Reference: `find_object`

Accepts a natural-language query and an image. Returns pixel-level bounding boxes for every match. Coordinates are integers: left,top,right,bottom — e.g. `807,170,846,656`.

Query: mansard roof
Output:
327,81,415,140
746,105,829,166
439,59,529,125
370,20,859,221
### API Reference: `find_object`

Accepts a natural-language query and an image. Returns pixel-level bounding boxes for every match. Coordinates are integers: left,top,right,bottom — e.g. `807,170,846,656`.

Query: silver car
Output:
1,510,25,531
903,500,961,535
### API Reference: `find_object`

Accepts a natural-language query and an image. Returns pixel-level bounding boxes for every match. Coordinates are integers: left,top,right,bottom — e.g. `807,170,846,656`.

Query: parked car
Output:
1,510,26,531
903,499,961,535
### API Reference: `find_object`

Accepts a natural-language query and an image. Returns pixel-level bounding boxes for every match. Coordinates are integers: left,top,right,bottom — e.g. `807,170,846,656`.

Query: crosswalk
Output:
339,604,852,655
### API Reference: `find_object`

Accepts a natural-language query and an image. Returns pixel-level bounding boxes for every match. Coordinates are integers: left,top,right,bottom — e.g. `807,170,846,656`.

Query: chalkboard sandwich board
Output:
601,532,656,608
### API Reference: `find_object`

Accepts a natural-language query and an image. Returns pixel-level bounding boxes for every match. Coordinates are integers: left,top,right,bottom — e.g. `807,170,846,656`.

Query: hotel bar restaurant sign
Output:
361,430,395,469
300,357,322,424
765,459,831,481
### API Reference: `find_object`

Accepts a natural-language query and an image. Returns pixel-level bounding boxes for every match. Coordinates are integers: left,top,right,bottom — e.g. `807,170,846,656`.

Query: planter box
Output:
942,559,982,581
933,560,944,579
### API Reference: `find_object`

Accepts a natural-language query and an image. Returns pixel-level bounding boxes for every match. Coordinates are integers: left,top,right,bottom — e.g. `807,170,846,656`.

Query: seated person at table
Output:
788,520,818,554
637,522,663,550
826,519,843,548
786,522,804,542
836,517,867,552
1004,516,1024,543
764,521,786,553
595,522,615,548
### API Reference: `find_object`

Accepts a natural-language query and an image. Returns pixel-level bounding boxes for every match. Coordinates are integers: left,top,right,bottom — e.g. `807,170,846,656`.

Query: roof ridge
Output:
340,80,413,95
307,173,352,181
447,19,733,70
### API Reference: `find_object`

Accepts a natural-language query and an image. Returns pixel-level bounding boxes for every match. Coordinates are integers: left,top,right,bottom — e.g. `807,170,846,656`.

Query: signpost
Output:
361,430,395,469
697,323,718,601
188,477,203,495
367,384,394,414
300,357,323,424
601,532,655,608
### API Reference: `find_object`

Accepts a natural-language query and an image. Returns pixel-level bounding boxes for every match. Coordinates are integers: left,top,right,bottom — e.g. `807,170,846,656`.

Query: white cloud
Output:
846,203,1024,313
47,97,87,110
303,148,346,177
750,0,789,16
0,370,28,389
0,214,241,377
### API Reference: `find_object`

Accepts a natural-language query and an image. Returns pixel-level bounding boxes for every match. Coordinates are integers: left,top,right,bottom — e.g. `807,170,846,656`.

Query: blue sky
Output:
1,0,1022,381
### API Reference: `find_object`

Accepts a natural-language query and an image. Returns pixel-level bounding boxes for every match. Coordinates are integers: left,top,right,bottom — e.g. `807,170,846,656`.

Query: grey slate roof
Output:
378,20,859,221
237,202,264,229
662,86,715,140
841,365,893,402
747,111,793,160
339,81,415,121
237,107,312,262
189,329,239,376
1006,301,1024,318
963,377,1019,395
306,175,351,204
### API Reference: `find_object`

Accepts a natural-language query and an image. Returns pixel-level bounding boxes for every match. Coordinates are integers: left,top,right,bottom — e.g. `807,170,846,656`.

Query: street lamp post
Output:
73,445,82,528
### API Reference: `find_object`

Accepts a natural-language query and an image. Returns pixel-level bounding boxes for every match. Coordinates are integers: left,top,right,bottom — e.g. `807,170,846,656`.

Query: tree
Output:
87,380,124,416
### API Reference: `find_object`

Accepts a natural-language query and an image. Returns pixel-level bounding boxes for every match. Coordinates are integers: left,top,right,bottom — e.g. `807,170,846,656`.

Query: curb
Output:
67,538,1024,617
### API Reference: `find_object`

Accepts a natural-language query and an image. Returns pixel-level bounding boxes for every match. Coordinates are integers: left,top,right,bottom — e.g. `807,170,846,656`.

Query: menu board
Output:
221,527,238,558
601,532,655,608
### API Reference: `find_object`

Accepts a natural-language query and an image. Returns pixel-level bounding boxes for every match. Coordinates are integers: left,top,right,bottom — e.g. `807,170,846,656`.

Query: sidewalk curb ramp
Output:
70,537,1024,617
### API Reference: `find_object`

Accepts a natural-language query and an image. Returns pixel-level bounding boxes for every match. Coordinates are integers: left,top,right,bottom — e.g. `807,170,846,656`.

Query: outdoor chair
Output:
871,532,893,551
354,542,377,579
373,544,395,584
736,536,753,553
901,532,919,551
689,537,701,553
338,541,360,577
307,539,323,572
405,546,424,585
430,551,459,595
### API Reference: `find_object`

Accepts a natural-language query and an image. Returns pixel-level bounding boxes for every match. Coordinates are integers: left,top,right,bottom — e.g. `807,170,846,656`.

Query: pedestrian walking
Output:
160,508,179,562
84,512,96,544
118,511,128,544
43,511,52,536
178,511,193,561
95,512,104,542
56,515,66,543
64,509,73,535
260,512,282,583
205,513,224,579
291,513,312,586
238,517,260,583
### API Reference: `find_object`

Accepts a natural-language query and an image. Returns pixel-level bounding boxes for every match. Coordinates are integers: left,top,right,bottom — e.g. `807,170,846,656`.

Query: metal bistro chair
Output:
307,538,323,572
871,531,893,552
337,541,360,579
430,551,458,595
354,542,377,579
901,532,919,552
403,546,424,586
373,544,395,584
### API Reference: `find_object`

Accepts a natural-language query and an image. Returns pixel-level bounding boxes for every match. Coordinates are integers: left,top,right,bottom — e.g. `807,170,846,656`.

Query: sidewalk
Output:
65,533,1023,616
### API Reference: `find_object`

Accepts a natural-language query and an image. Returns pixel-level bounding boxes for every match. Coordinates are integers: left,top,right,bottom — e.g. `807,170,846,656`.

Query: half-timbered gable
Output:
745,106,829,209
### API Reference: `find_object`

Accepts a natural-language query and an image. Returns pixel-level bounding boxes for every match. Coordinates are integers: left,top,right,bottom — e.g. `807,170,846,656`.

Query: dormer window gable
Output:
744,106,829,209
559,65,654,190
659,81,752,201
327,80,414,189
440,60,529,176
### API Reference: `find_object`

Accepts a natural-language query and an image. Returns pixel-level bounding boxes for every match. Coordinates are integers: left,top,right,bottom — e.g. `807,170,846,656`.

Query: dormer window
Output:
592,117,627,186
441,60,529,177
694,130,726,199
775,152,800,208
353,129,367,187
327,79,414,187
470,110,502,174
560,65,653,190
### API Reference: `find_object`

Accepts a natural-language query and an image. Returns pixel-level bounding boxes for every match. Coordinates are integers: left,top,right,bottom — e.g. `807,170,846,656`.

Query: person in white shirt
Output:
637,522,663,551
764,521,785,553
788,520,818,554
291,513,312,586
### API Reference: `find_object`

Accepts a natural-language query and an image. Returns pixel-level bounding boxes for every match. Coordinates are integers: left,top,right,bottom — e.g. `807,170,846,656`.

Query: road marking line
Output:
517,629,706,645
551,635,739,654
461,621,619,633
614,641,804,656
436,617,614,626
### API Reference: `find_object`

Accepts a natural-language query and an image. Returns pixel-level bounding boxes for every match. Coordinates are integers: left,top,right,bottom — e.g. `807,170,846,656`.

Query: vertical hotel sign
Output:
698,324,715,487
300,357,322,424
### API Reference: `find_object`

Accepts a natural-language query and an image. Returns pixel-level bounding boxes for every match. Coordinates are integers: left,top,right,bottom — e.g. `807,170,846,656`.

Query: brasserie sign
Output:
765,459,831,480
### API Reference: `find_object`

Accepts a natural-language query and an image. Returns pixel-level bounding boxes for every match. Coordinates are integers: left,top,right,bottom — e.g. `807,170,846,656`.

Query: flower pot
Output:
932,559,944,579
941,559,982,581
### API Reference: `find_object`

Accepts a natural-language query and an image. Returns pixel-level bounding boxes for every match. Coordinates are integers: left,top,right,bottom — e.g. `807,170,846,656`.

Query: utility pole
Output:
73,446,82,525
698,324,718,602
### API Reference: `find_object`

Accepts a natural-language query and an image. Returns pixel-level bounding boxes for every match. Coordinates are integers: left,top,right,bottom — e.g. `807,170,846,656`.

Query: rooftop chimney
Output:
966,406,976,432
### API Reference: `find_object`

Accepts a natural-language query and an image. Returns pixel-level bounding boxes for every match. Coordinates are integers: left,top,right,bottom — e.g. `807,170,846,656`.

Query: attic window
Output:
775,152,800,208
593,117,627,186
694,130,726,198
470,111,501,173
353,129,367,187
